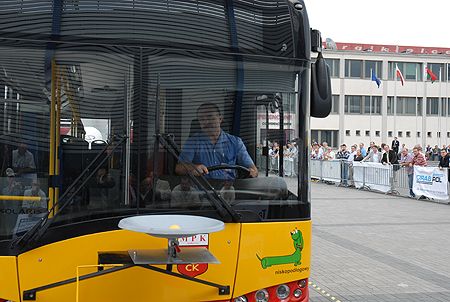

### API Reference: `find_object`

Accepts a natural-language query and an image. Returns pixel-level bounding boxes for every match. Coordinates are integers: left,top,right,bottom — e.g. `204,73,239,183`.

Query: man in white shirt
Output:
348,145,357,162
12,142,37,185
362,145,382,163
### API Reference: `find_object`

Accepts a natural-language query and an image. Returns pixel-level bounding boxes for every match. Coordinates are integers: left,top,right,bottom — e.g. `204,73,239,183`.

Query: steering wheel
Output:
206,164,251,179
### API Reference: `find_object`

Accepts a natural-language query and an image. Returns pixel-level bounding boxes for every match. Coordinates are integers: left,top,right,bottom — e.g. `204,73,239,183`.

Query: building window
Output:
331,95,340,114
387,98,394,115
375,131,380,137
356,130,361,136
325,58,340,78
388,97,422,116
388,131,393,137
437,132,441,138
365,130,370,136
311,130,339,148
447,98,450,115
363,96,382,114
345,95,362,114
364,60,382,79
417,132,421,138
417,98,423,116
427,132,432,138
346,95,381,115
448,63,450,81
406,131,411,137
427,63,444,82
426,98,439,116
447,132,450,138
388,62,422,81
398,131,403,138
345,60,362,78
346,130,350,136
441,98,447,116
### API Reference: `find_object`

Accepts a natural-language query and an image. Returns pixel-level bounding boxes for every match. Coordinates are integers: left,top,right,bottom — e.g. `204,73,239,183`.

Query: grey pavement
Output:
306,181,450,302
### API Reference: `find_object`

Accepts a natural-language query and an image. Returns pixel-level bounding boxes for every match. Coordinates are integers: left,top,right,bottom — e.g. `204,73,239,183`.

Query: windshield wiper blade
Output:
10,136,127,252
157,134,240,222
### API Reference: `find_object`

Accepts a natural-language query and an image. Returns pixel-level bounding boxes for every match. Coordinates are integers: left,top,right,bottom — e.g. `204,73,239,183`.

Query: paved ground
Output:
307,181,450,302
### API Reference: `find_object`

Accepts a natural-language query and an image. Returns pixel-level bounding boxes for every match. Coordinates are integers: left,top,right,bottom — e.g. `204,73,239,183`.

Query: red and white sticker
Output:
177,234,209,277
177,234,209,246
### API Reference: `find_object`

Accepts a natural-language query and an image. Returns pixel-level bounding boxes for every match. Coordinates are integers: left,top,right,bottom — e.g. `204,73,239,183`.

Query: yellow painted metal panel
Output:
17,224,241,302
233,221,311,296
0,256,20,302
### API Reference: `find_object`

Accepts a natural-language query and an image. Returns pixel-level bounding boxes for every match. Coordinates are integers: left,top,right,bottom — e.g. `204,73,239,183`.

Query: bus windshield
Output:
0,0,312,243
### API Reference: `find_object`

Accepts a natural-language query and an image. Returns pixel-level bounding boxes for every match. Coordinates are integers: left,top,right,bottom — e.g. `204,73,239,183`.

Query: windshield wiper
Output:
157,134,240,223
10,135,128,252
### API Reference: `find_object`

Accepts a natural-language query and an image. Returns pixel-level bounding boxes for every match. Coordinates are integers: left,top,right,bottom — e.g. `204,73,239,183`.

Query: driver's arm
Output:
248,164,258,178
175,163,209,177
176,137,209,177
235,137,258,177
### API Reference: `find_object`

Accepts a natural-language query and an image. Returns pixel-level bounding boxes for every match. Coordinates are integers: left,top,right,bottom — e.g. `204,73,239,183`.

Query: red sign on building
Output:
324,42,450,55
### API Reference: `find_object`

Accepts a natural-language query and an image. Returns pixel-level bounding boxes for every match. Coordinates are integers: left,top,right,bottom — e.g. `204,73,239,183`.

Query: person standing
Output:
354,149,364,162
399,148,414,197
381,144,399,166
408,147,427,198
12,142,37,185
323,147,335,161
438,149,450,183
359,143,367,157
432,145,440,161
336,144,350,185
362,145,381,163
284,142,297,177
391,137,400,154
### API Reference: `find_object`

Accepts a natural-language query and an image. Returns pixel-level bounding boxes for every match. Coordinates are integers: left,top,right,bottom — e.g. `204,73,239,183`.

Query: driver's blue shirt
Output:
179,130,254,180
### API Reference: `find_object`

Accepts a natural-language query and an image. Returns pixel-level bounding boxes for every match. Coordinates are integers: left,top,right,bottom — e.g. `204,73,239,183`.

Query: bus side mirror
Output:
310,52,332,118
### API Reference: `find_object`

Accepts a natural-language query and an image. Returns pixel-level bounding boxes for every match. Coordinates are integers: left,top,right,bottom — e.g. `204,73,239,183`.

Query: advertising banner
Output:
352,162,392,193
413,166,449,200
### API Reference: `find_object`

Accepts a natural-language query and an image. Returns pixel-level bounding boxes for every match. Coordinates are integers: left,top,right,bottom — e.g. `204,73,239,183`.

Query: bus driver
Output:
175,103,258,180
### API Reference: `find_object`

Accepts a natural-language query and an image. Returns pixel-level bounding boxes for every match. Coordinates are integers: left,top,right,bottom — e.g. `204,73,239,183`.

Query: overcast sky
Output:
305,0,450,48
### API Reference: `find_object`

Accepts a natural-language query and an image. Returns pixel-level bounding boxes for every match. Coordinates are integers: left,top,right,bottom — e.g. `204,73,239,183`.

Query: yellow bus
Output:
0,0,331,301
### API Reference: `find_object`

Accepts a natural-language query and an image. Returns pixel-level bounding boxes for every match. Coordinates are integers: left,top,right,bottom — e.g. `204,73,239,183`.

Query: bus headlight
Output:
234,296,248,302
298,279,307,288
276,284,290,299
293,288,303,298
255,289,269,302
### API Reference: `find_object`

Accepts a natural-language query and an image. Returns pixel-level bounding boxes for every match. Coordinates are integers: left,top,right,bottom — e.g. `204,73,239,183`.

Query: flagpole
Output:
415,66,418,146
423,66,428,149
370,68,373,142
394,65,397,139
439,67,443,147
445,63,449,147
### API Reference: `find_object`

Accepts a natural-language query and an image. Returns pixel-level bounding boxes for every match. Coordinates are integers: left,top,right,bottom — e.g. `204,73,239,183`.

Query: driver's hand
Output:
192,164,209,176
249,165,258,178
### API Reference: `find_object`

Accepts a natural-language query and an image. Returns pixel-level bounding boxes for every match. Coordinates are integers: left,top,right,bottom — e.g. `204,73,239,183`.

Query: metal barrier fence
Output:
310,159,450,203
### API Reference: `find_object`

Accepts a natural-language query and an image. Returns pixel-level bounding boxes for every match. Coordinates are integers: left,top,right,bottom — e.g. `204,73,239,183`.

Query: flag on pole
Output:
371,70,381,88
395,64,405,86
425,67,438,83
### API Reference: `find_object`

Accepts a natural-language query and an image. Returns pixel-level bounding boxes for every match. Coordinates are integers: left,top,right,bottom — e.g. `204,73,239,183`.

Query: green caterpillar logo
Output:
256,228,303,269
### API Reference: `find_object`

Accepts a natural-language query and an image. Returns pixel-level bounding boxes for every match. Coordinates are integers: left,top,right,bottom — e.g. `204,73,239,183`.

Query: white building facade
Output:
312,42,450,149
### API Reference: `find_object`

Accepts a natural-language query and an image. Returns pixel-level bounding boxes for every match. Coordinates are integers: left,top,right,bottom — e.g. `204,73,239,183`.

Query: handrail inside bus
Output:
0,195,46,202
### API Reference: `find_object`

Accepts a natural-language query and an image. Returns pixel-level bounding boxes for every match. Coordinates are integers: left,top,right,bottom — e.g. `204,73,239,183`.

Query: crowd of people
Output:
309,137,450,164
262,140,299,177
310,137,450,198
